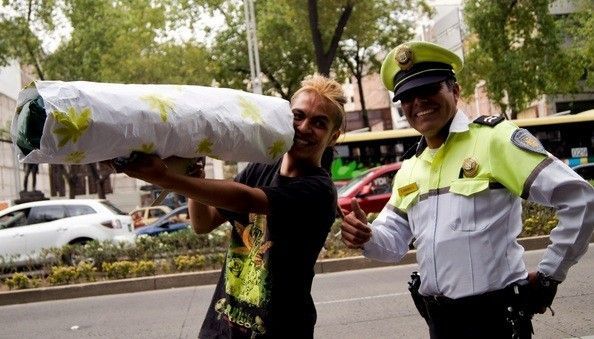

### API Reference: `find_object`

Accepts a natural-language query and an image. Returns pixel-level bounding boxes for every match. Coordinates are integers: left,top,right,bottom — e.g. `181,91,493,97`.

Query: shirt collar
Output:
415,109,469,157
449,109,470,133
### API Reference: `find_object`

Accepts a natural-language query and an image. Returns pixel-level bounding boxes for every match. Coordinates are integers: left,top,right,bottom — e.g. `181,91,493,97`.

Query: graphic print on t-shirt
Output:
214,213,272,336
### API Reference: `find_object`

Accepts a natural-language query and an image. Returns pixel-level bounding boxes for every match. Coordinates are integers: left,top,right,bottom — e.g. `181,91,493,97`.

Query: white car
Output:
0,199,135,266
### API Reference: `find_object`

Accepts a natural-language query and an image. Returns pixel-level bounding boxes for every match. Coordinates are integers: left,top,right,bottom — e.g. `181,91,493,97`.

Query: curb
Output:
0,235,580,306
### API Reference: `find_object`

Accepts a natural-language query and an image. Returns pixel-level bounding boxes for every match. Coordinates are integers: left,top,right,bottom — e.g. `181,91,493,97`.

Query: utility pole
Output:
244,0,262,95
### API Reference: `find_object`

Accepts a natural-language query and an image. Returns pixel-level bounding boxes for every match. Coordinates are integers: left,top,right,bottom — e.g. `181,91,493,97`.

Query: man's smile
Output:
294,135,313,146
415,109,435,117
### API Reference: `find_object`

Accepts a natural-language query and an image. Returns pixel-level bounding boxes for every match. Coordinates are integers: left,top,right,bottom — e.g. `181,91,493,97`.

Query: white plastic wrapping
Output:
12,81,294,164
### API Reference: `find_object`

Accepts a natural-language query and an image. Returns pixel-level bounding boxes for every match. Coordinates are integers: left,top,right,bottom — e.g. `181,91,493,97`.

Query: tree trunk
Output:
355,73,370,129
60,165,82,199
307,0,353,76
87,163,107,199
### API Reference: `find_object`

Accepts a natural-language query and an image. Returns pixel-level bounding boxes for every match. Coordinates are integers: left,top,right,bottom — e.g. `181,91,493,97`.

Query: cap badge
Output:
395,45,413,70
462,158,479,178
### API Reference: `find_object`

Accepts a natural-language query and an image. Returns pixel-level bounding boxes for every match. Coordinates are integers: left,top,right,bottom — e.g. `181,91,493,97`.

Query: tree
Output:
1,0,213,198
459,0,583,119
305,0,353,77
204,0,316,99
0,0,58,78
205,0,426,109
562,0,594,89
335,0,429,128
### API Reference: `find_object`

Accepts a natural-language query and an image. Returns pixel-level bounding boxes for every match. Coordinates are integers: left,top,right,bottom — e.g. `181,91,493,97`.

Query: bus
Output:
331,109,594,182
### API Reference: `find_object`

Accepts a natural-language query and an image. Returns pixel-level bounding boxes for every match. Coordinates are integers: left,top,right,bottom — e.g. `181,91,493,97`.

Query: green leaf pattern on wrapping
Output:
195,138,214,156
238,96,263,124
52,107,92,148
141,94,174,122
132,143,156,154
65,151,85,164
267,140,286,159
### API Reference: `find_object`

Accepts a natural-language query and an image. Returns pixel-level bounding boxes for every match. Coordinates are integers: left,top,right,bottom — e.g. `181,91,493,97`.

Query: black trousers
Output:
420,290,532,339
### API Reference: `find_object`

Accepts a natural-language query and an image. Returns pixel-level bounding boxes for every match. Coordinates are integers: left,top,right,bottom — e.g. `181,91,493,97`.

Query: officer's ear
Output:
452,82,460,102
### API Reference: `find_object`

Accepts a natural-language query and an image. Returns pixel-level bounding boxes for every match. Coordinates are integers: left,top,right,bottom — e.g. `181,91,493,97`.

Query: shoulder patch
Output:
511,128,547,155
473,115,504,126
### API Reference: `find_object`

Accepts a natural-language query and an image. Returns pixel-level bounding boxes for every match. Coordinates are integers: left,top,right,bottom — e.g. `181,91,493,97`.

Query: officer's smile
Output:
415,108,436,117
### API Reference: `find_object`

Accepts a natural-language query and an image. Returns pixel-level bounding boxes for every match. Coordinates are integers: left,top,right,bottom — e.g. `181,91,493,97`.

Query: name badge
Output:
398,182,418,197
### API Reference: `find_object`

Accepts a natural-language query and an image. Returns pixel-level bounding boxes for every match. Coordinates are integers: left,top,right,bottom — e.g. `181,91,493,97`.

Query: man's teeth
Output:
295,138,309,145
417,109,432,116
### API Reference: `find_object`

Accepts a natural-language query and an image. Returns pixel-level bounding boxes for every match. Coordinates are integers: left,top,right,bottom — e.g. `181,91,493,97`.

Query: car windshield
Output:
154,207,188,224
337,170,374,198
100,201,127,215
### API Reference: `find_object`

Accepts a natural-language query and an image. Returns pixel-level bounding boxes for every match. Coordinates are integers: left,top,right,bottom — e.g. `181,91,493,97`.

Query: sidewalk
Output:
0,235,577,306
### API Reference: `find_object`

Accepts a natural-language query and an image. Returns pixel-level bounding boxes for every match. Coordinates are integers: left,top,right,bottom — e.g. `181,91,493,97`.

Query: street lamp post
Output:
244,0,262,95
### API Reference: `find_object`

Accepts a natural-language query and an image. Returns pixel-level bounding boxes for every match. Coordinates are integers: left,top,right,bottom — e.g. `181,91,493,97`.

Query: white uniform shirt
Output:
363,111,594,298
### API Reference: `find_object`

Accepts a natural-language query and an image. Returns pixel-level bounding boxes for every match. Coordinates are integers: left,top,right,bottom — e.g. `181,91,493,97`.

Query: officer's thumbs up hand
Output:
340,199,372,249
351,199,367,223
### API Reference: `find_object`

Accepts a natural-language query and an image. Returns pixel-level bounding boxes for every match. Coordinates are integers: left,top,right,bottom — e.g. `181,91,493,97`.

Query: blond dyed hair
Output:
291,74,346,132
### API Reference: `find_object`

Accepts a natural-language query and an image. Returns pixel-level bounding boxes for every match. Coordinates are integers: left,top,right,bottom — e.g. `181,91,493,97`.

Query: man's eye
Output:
314,120,328,129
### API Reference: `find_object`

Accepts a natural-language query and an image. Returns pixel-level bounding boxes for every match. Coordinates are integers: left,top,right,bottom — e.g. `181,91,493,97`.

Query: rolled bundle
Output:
11,81,294,165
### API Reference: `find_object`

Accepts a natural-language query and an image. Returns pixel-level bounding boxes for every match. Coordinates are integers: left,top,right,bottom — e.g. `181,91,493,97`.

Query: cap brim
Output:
392,74,449,102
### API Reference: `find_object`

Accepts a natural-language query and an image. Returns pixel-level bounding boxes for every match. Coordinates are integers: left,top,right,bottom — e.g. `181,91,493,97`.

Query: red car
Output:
337,162,401,214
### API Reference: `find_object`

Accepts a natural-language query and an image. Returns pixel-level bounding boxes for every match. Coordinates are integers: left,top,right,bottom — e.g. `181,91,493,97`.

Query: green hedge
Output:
0,202,559,290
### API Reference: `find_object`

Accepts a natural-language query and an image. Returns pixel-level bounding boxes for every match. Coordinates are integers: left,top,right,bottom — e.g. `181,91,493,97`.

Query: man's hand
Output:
340,200,372,249
111,152,169,185
527,271,559,315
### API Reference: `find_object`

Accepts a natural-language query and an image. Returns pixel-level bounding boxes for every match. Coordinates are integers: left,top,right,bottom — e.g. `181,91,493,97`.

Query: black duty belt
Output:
422,286,513,307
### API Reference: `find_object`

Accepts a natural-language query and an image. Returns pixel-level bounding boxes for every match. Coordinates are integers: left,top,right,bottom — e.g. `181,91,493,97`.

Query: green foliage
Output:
132,260,156,277
0,0,58,77
336,0,428,81
520,201,558,237
203,0,426,99
559,0,594,89
75,262,97,282
174,254,206,271
459,0,584,118
48,266,78,285
102,261,135,279
4,272,31,290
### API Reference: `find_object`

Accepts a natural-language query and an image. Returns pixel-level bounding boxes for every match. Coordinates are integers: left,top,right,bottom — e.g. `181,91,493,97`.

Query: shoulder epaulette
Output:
473,115,505,127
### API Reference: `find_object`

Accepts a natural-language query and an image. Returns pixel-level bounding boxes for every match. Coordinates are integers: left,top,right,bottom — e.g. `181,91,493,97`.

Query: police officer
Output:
340,41,594,338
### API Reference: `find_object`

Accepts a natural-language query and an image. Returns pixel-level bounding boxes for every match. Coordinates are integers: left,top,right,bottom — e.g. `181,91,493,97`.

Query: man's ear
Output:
328,129,341,147
453,83,461,101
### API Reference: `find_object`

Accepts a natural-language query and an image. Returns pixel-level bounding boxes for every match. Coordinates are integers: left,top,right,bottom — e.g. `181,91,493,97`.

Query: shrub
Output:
49,266,78,285
4,272,31,290
133,260,156,277
174,255,206,272
521,201,558,237
102,261,135,279
76,262,97,282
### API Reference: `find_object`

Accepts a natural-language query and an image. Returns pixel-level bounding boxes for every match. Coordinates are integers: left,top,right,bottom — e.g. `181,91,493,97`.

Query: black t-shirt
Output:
199,160,336,338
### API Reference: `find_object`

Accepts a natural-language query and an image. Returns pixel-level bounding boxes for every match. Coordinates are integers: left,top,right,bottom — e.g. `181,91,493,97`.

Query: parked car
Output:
135,206,190,236
572,163,594,182
337,163,401,214
129,205,172,228
0,199,135,266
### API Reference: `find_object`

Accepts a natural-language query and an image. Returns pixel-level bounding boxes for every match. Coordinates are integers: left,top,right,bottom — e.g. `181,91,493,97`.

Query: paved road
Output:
1,245,593,338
